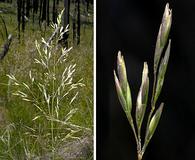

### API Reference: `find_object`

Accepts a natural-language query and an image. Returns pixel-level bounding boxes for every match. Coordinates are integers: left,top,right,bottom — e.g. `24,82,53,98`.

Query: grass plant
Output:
0,2,93,159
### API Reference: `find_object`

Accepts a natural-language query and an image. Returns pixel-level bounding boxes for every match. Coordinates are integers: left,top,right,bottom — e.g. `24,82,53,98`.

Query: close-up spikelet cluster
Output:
114,3,172,160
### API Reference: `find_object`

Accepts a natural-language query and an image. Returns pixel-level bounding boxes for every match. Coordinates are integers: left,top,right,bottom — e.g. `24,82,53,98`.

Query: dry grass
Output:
0,3,93,160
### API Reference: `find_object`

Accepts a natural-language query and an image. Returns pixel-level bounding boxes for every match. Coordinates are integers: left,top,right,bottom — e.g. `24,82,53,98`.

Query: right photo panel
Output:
97,0,195,160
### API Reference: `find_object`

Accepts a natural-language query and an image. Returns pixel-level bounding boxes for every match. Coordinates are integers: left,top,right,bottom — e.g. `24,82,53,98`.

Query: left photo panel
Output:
0,0,93,159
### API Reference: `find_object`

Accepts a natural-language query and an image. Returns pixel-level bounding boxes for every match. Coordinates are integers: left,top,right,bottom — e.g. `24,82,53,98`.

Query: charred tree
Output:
39,0,43,25
22,0,25,32
72,0,76,45
26,0,30,18
32,0,39,26
52,0,56,23
17,0,22,38
63,0,70,47
0,34,12,60
0,5,12,58
77,0,80,45
33,0,39,14
32,0,36,23
46,0,49,25
64,0,70,31
42,0,46,21
72,0,80,45
86,0,89,12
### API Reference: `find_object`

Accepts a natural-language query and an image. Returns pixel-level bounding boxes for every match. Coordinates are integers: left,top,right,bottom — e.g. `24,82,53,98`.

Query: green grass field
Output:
0,1,93,159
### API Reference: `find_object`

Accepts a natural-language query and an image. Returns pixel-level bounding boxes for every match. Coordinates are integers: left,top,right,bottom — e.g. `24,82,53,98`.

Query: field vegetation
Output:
0,1,93,159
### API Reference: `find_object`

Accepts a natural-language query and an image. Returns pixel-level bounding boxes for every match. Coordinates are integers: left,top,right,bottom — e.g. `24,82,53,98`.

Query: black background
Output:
97,0,195,160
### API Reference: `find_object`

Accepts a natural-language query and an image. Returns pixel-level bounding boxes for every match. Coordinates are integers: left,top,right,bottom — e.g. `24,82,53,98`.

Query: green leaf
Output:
136,62,149,131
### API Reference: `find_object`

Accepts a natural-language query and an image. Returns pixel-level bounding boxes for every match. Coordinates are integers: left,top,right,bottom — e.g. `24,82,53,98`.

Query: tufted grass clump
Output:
2,10,90,159
114,3,172,160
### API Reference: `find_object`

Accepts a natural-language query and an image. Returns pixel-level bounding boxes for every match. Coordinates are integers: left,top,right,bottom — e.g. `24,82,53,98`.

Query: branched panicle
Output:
114,3,172,160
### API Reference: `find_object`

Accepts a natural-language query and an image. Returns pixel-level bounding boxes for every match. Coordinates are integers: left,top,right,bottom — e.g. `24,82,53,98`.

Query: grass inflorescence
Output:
114,3,172,160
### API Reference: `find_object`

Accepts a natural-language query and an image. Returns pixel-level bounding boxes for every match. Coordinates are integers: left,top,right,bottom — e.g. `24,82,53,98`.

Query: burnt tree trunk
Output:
22,0,25,32
46,0,49,25
0,34,12,60
33,0,39,14
77,0,80,45
63,0,70,47
26,0,30,18
17,0,22,38
64,0,70,30
72,0,76,45
39,0,43,25
42,0,46,21
32,0,36,24
52,0,56,23
86,0,89,12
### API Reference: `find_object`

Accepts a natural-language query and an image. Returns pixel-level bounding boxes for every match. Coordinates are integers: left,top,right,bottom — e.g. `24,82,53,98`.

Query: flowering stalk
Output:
114,3,172,160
